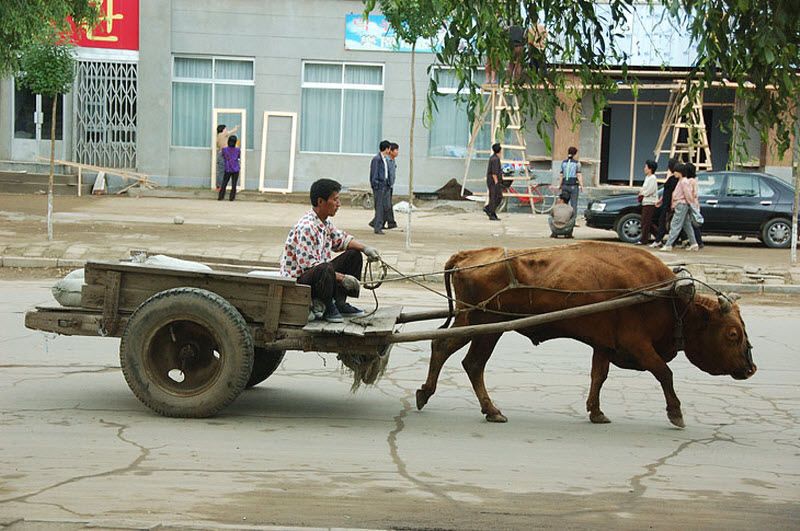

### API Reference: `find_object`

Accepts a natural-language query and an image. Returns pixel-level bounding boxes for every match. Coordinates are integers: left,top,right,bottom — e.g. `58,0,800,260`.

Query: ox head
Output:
683,293,756,380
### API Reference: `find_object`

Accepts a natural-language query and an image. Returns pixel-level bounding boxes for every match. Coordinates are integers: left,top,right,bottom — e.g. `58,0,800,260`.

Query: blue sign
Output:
345,14,442,53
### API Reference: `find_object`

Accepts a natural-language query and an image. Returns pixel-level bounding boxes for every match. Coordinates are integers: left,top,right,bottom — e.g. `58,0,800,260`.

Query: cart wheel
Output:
120,287,254,418
497,196,509,213
246,348,286,388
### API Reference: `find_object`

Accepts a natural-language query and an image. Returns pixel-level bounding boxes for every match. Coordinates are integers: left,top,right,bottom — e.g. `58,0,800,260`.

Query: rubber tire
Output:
532,187,557,214
616,212,642,244
246,348,286,388
361,194,374,210
761,218,792,249
120,287,254,418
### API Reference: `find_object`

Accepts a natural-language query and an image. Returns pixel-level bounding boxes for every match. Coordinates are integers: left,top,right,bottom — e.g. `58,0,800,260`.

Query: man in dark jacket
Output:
651,158,679,247
484,143,503,221
368,140,391,234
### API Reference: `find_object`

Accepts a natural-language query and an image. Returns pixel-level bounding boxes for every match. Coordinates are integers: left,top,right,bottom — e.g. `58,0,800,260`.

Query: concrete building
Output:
0,0,793,195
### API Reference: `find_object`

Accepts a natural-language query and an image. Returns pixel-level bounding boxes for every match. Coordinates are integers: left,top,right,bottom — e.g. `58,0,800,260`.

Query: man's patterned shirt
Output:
279,210,353,278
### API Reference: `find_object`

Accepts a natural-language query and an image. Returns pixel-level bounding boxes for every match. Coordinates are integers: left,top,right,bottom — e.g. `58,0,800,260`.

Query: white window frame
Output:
300,60,384,155
171,55,256,149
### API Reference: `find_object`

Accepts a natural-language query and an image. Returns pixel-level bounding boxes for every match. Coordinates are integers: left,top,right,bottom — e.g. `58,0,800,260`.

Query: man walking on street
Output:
385,142,399,229
484,143,503,221
369,140,391,234
555,146,583,214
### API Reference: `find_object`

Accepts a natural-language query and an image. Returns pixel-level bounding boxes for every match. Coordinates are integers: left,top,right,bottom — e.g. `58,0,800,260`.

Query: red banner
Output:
71,0,139,51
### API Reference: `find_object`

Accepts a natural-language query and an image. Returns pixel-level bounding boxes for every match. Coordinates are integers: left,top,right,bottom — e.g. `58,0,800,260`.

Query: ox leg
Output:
461,333,506,423
639,347,684,428
587,348,612,424
416,326,471,411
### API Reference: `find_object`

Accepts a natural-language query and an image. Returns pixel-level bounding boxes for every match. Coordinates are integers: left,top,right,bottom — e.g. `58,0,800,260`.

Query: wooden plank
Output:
302,306,402,336
263,283,284,333
101,271,122,336
81,284,308,327
84,261,298,288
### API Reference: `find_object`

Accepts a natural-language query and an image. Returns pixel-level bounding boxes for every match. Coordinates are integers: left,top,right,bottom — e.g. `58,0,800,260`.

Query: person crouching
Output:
549,192,575,238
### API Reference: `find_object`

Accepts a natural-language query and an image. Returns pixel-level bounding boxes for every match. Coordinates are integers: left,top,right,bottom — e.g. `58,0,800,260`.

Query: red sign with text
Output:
71,0,139,51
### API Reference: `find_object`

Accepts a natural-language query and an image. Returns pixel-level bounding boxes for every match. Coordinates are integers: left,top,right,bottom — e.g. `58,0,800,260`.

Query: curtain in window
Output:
301,88,341,152
342,90,382,154
215,59,253,80
305,63,342,83
172,83,211,147
216,84,254,146
174,57,212,78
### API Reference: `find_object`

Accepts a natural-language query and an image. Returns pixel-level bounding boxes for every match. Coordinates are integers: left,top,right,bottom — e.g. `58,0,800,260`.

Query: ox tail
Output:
439,257,458,329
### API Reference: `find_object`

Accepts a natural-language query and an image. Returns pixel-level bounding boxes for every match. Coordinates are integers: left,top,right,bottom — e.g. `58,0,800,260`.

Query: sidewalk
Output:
1,193,799,294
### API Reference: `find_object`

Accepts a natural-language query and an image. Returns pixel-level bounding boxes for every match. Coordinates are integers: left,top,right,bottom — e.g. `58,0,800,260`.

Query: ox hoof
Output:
590,412,611,424
415,389,430,411
668,411,685,428
485,412,508,423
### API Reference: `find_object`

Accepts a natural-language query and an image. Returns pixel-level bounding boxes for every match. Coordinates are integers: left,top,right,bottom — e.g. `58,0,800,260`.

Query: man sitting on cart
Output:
280,178,381,323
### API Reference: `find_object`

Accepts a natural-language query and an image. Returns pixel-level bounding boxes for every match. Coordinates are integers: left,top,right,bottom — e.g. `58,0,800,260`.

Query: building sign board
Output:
345,14,442,53
71,0,139,51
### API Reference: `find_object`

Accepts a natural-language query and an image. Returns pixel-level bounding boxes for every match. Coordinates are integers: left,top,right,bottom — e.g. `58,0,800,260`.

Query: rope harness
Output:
359,249,740,352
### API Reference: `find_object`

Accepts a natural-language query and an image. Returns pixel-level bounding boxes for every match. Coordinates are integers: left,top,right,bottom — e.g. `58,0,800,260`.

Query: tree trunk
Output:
47,96,57,241
791,106,799,264
406,42,416,250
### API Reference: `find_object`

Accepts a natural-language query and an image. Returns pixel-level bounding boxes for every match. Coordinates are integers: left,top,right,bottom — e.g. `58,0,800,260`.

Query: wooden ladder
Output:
461,84,539,213
653,84,713,175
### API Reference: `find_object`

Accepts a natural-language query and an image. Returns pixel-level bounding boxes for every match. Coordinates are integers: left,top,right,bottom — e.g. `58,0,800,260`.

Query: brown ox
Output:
416,242,756,427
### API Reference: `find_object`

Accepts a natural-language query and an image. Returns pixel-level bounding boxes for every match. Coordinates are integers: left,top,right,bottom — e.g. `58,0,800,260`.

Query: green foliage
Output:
17,41,76,97
0,0,95,76
364,0,800,157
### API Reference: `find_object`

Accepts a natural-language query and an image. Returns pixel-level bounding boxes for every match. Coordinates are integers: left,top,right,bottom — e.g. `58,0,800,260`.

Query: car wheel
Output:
616,213,642,244
761,218,792,248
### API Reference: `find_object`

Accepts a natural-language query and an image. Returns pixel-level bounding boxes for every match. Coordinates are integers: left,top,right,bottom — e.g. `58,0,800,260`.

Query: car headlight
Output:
590,202,606,212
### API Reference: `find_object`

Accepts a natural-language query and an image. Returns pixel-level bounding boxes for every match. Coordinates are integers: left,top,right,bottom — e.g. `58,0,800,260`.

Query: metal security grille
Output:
73,60,138,169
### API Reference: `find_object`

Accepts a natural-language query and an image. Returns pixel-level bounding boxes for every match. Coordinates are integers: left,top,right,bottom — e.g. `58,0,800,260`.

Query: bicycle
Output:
498,163,557,214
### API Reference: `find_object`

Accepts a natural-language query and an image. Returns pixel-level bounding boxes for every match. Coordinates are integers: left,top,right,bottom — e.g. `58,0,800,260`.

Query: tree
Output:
0,0,95,76
365,0,446,248
17,41,77,240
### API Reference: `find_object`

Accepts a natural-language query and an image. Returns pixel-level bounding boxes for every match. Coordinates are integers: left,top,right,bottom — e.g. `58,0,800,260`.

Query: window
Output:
725,174,759,198
300,62,383,154
759,178,776,199
171,56,254,148
428,67,489,157
697,174,723,197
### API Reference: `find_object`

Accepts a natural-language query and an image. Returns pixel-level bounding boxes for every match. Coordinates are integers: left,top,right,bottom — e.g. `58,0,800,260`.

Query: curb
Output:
2,254,800,296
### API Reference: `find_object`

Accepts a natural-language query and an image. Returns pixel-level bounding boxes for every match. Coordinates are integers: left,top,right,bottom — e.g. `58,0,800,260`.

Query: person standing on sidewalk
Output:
218,136,240,201
661,163,699,252
685,162,704,249
484,143,503,221
637,159,659,245
385,142,399,229
369,140,391,234
215,124,239,190
651,158,679,247
555,146,583,214
280,179,381,323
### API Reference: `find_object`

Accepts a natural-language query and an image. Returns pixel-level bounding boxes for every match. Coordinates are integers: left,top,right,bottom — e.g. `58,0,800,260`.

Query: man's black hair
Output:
645,159,657,173
559,191,571,203
389,142,399,150
310,178,342,207
492,143,502,154
217,124,226,134
227,135,237,148
379,140,391,152
567,146,578,157
668,158,678,172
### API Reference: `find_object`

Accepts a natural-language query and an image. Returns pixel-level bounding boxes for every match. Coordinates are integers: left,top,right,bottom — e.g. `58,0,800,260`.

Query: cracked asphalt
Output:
1,279,798,530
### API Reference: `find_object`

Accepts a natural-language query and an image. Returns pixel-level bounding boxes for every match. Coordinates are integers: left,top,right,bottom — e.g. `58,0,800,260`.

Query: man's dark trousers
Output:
485,179,503,217
561,183,579,213
385,187,396,227
371,186,388,232
296,250,363,305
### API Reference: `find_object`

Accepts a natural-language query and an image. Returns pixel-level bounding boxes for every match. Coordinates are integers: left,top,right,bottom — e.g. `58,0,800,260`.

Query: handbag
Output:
636,194,643,203
689,204,704,227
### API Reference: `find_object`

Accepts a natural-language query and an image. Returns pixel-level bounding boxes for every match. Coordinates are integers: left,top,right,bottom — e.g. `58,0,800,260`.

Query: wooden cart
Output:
25,259,687,417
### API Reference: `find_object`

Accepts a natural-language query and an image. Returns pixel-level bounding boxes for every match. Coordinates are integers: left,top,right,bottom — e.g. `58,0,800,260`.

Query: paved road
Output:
1,280,798,530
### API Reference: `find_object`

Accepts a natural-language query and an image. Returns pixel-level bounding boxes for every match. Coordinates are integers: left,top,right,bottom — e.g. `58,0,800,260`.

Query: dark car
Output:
584,171,796,248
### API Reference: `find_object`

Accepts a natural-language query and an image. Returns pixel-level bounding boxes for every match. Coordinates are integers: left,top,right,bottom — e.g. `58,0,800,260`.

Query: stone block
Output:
2,256,58,268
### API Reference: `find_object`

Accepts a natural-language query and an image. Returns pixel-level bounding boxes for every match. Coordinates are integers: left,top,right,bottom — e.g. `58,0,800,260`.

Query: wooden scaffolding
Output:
653,84,713,174
461,84,539,213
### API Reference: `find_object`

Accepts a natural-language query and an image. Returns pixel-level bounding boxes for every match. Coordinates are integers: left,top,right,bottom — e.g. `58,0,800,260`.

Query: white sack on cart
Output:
51,268,85,307
142,254,212,272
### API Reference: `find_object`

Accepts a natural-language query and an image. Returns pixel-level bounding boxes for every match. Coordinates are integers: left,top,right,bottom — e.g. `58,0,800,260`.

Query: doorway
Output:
12,81,64,161
211,108,247,190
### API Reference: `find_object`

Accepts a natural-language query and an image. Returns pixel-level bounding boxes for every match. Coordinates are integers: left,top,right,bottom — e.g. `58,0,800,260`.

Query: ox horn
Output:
718,294,732,314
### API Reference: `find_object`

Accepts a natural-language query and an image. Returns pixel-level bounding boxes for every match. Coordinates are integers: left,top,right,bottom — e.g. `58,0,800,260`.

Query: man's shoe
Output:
322,301,344,323
490,215,500,221
374,229,385,235
387,222,398,229
337,302,365,317
368,220,375,228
